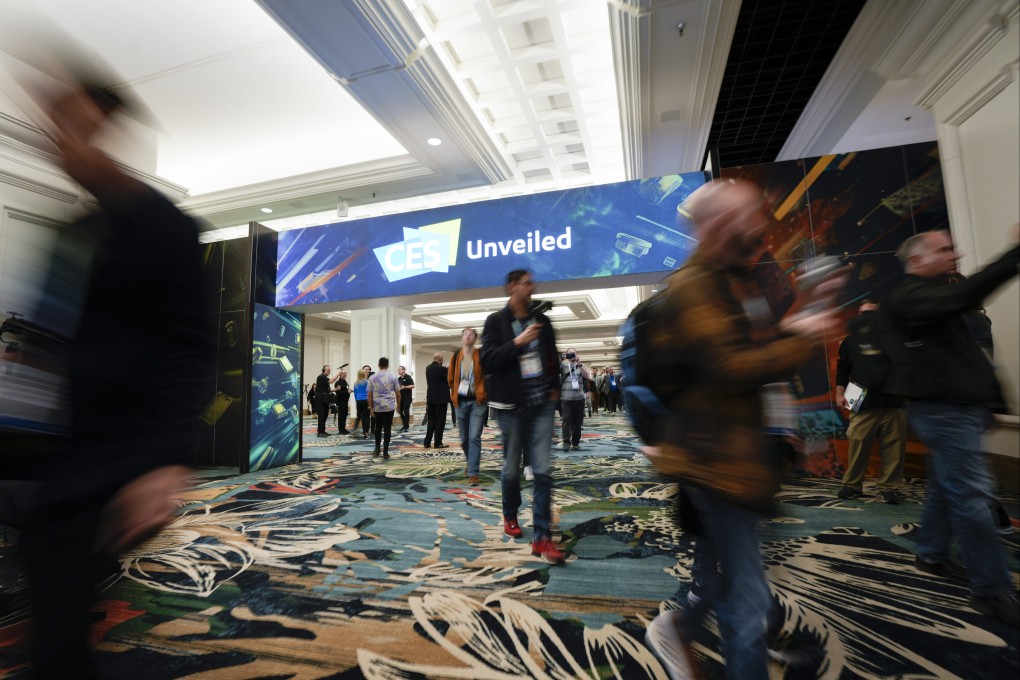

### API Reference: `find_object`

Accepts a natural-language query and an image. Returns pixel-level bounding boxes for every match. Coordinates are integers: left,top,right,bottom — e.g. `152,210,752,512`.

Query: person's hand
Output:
781,309,843,344
514,322,542,347
840,396,850,410
95,465,193,555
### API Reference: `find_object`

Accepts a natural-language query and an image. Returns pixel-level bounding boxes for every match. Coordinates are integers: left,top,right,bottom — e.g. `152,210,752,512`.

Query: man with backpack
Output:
640,179,841,680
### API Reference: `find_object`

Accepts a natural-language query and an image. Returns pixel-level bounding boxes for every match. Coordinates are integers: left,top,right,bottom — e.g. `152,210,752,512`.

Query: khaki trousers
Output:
841,407,907,491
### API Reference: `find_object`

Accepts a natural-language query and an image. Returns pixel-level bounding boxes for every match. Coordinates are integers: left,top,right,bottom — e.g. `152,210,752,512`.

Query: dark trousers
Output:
425,403,447,446
354,400,371,436
561,399,584,446
606,391,619,412
374,410,395,453
315,396,330,433
399,391,412,429
336,399,349,432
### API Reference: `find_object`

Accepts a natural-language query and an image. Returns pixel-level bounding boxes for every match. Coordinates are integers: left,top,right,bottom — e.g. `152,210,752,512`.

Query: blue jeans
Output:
909,401,1012,596
495,401,555,538
683,486,770,680
457,399,486,476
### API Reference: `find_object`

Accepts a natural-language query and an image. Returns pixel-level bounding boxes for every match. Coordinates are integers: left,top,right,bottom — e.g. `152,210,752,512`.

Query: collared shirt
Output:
368,370,400,412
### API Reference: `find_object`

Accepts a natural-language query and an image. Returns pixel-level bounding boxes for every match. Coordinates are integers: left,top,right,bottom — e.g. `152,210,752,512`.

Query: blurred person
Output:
602,367,619,413
835,300,906,503
642,179,841,679
333,369,351,435
886,228,1020,627
423,352,449,448
481,270,566,565
448,328,488,484
367,357,401,459
10,80,213,679
397,365,414,431
584,370,593,417
314,364,338,437
559,347,590,450
351,369,371,438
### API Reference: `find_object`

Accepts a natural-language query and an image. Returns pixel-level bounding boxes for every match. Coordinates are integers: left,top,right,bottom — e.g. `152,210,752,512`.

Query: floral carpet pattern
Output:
2,413,1018,678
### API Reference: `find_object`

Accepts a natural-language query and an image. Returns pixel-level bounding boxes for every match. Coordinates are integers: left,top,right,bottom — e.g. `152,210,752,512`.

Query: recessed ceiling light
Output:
261,207,273,213
427,137,442,146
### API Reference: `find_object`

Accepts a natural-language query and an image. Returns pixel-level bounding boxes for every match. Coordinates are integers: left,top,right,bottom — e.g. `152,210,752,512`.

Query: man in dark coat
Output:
423,352,449,448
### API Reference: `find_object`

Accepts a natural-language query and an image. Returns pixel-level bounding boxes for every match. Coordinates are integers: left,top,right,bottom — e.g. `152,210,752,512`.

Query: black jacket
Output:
480,305,559,406
884,244,1019,406
835,313,903,410
425,361,449,403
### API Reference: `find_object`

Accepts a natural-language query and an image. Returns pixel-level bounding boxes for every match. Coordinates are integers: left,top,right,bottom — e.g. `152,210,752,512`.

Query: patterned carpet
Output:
2,411,1018,678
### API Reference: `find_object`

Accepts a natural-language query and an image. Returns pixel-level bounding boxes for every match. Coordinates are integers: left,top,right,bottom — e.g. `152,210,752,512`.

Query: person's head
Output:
683,179,770,269
378,357,389,370
897,230,958,278
47,83,124,148
607,367,614,374
564,347,578,362
340,370,347,380
362,364,371,372
461,328,477,347
357,369,367,381
432,351,443,363
321,364,331,375
398,366,406,376
505,269,535,306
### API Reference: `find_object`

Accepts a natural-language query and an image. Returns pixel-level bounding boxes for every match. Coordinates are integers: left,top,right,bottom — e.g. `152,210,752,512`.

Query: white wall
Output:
930,11,1020,456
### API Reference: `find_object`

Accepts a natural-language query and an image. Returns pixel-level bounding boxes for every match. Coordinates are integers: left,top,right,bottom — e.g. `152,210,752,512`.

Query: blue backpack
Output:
618,290,680,444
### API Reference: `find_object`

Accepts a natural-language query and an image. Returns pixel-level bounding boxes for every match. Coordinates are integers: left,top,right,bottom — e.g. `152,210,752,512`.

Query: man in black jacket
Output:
886,228,1019,627
481,270,565,565
333,369,351,434
424,352,449,448
397,365,414,431
835,301,906,504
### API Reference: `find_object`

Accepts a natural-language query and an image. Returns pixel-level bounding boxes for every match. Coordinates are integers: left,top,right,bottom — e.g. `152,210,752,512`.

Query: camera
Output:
565,352,576,359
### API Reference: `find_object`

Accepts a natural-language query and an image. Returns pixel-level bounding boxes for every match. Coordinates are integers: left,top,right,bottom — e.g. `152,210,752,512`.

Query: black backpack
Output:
618,289,682,444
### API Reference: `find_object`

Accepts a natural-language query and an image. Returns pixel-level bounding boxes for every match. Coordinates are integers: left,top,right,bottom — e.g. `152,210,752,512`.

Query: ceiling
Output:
3,0,968,366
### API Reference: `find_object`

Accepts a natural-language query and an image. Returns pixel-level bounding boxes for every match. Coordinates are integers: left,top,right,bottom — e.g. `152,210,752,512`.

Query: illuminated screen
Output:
276,173,708,305
249,303,302,471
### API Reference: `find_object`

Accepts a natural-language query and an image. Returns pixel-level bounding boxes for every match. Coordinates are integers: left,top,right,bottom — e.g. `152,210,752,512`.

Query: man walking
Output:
448,328,488,484
397,365,414,431
886,228,1019,627
367,357,401,459
481,270,565,565
424,352,450,449
559,348,589,450
642,179,840,679
835,301,906,503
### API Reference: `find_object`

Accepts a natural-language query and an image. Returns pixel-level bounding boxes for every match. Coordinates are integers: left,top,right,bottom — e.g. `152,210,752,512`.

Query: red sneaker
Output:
531,537,565,565
503,517,523,538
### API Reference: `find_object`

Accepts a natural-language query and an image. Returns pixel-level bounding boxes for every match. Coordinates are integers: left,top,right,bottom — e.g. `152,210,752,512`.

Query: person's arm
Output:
481,311,526,371
447,355,457,391
577,362,591,381
890,245,1019,326
367,379,375,415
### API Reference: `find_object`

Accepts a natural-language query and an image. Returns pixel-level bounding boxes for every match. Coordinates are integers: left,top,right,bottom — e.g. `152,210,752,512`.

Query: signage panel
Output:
276,173,708,306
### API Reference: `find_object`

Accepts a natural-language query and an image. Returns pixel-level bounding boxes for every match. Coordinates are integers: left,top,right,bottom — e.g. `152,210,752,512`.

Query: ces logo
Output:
372,219,461,282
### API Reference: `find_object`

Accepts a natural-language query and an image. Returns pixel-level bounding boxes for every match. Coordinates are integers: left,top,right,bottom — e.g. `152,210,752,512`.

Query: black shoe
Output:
435,443,449,449
914,556,968,583
339,429,350,434
373,447,380,457
571,444,580,450
383,452,390,459
880,490,903,504
316,432,328,437
970,594,1019,627
836,485,861,500
561,443,570,451
423,442,432,448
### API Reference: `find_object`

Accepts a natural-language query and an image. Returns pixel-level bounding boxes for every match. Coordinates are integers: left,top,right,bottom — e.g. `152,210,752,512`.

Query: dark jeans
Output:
374,410,395,453
561,398,584,446
354,400,371,436
425,402,447,446
399,391,412,429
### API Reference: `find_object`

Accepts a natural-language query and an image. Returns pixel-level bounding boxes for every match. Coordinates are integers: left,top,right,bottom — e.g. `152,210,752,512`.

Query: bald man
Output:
424,351,450,448
643,179,841,679
885,228,1019,627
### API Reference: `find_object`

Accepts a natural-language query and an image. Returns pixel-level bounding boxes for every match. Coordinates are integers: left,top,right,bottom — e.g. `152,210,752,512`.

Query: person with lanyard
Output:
481,269,566,565
448,328,488,484
605,367,620,413
397,365,415,431
559,347,590,450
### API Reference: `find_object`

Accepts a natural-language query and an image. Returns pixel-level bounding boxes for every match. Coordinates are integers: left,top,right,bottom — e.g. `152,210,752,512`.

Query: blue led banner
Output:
276,173,708,306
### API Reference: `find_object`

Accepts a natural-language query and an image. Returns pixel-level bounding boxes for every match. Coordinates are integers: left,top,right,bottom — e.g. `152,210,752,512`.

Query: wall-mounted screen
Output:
250,303,302,472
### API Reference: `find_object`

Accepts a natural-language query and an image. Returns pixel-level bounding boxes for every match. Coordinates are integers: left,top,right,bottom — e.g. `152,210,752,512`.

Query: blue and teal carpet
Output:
2,412,1017,678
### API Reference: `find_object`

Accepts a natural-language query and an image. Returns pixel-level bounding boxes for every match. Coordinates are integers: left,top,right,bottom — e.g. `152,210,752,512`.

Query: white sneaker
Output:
645,610,699,680
524,465,534,481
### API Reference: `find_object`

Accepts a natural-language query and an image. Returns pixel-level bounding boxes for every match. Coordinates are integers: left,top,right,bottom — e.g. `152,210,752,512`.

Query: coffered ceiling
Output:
6,0,992,365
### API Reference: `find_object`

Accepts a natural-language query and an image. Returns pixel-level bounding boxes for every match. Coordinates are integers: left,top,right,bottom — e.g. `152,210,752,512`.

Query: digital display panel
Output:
249,303,302,471
276,173,708,306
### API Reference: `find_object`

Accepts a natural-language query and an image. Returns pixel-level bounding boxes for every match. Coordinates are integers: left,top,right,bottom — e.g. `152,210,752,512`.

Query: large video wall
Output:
720,141,948,476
